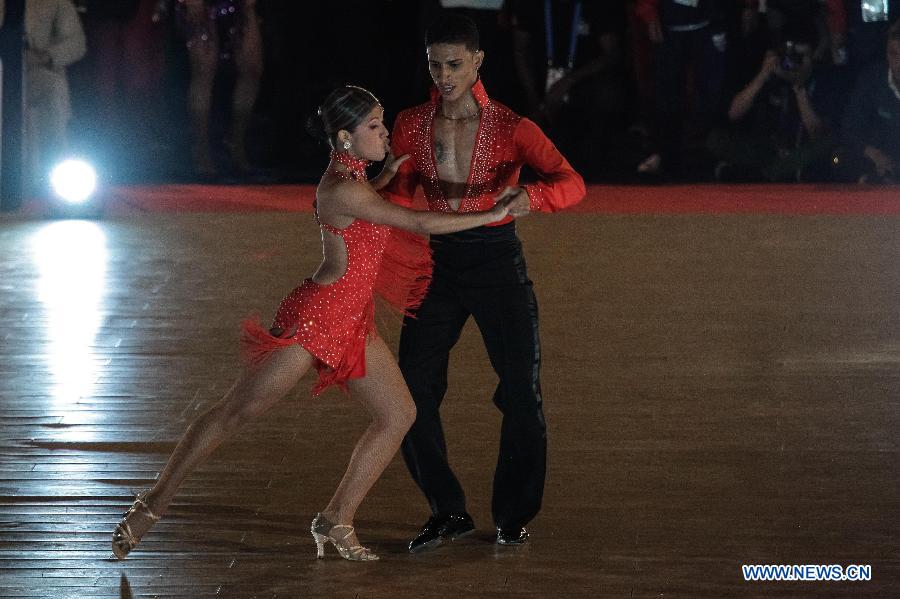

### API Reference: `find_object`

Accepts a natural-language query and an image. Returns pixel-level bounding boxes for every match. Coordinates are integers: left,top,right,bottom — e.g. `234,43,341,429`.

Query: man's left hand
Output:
497,186,530,218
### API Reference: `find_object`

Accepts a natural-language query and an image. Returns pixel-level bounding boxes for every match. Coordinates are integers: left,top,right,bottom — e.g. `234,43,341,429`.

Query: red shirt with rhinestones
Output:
381,80,585,223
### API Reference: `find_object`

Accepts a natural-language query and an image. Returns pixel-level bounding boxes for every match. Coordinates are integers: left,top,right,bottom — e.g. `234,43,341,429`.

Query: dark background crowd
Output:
18,0,900,185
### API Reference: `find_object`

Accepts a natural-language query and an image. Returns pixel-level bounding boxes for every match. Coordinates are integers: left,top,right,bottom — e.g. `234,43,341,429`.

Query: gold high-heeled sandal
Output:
310,513,379,561
111,491,160,560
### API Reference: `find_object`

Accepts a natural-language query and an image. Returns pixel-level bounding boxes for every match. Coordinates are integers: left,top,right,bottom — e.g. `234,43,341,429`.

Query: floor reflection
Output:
120,573,134,599
31,221,108,411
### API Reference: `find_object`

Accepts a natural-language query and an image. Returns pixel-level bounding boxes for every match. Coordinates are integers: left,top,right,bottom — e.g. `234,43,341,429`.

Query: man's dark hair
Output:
769,18,818,51
426,13,480,51
781,19,818,47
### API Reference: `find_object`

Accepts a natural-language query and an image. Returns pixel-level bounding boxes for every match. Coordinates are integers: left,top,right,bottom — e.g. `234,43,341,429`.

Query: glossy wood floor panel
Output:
1,212,898,598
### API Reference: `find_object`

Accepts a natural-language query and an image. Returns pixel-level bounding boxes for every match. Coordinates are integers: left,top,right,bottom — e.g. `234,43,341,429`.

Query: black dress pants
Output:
399,222,546,530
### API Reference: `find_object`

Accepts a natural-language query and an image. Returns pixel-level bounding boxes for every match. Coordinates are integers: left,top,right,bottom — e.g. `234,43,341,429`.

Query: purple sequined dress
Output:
174,0,246,58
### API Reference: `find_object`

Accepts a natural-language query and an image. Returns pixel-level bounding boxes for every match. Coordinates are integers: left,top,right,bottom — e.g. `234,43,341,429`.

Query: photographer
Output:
839,21,900,183
709,23,833,181
839,19,900,183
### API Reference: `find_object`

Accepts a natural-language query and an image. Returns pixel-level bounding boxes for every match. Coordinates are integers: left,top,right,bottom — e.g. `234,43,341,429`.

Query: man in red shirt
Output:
381,13,585,553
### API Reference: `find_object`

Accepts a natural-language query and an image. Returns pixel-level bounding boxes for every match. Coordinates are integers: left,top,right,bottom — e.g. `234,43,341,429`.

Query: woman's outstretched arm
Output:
321,181,513,236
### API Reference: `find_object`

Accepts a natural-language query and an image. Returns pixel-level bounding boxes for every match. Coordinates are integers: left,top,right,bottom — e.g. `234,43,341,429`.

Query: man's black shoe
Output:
496,526,529,545
408,512,475,553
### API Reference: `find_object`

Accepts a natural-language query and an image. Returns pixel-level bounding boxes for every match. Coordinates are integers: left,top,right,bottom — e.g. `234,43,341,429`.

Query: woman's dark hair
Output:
306,85,381,149
425,13,480,51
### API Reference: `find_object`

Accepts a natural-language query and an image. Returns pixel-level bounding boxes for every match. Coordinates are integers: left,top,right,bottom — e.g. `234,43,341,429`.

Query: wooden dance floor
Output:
2,185,899,597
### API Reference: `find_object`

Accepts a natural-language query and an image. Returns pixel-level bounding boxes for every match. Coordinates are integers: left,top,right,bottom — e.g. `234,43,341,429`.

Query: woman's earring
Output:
343,141,351,150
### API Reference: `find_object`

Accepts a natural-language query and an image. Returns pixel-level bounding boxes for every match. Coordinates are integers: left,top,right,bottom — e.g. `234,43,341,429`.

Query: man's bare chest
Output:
432,118,479,185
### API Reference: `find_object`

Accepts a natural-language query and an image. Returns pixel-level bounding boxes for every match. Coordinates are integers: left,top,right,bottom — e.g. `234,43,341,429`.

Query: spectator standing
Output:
23,0,86,189
843,0,898,73
73,1,166,178
170,0,263,178
634,0,730,178
508,0,628,178
839,19,900,182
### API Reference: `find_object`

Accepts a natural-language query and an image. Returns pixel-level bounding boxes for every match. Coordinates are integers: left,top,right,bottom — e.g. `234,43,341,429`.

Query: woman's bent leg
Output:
323,336,417,527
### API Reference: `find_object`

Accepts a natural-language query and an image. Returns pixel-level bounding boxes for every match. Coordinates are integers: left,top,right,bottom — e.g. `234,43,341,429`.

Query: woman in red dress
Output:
111,85,514,562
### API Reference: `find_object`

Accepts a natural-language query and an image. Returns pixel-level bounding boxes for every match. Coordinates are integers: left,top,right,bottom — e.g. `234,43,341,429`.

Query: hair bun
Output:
308,85,381,149
305,111,329,143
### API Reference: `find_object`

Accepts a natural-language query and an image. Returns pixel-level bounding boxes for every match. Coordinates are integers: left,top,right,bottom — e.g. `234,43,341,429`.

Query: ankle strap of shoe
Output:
329,524,355,541
134,493,160,521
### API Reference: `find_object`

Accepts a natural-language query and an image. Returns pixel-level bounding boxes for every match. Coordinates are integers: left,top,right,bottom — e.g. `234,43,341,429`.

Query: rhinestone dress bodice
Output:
241,153,432,395
268,218,391,382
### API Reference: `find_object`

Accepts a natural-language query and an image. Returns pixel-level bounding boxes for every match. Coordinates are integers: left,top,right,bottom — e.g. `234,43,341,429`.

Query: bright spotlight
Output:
50,160,97,205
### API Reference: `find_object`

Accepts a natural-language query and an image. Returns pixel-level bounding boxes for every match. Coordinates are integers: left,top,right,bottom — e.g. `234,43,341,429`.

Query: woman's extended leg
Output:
112,344,315,558
314,336,417,556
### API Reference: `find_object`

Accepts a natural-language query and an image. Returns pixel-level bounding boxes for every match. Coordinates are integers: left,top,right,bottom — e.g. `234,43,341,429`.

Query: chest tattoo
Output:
434,140,448,165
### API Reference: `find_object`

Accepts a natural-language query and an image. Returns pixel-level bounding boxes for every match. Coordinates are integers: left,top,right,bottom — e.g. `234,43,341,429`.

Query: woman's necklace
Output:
440,104,480,121
329,150,368,182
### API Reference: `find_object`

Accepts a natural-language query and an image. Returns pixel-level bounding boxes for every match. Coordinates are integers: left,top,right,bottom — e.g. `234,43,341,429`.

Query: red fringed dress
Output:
240,152,432,395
